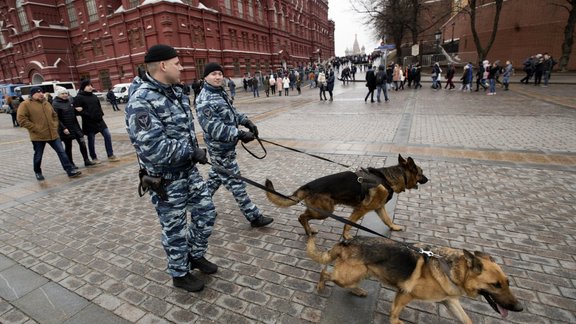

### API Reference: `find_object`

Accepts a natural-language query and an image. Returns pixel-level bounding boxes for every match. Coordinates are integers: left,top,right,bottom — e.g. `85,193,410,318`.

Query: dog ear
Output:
474,251,495,262
463,249,484,274
398,154,406,164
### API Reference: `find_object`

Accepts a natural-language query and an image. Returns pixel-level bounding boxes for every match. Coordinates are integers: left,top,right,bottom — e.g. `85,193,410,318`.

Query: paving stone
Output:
0,265,48,301
12,282,88,324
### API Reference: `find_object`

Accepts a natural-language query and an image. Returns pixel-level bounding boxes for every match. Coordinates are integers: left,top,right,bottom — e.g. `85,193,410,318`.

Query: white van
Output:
112,83,131,103
16,81,77,100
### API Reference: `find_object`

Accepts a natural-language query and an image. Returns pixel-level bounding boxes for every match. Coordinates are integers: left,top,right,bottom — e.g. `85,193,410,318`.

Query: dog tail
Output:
307,236,338,265
265,179,304,207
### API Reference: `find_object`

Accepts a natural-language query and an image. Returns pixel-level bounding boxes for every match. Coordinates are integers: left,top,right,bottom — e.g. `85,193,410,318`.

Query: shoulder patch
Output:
203,108,213,119
136,111,151,130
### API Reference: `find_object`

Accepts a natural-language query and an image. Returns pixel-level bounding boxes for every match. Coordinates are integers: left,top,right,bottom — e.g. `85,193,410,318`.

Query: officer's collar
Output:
202,82,224,93
146,73,181,100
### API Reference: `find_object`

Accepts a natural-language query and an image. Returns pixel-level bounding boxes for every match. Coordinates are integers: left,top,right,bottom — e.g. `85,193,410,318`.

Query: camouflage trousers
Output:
206,150,262,222
150,167,217,277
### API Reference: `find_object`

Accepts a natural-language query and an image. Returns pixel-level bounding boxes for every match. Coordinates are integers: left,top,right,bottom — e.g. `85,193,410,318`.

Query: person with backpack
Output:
375,65,388,102
520,56,535,84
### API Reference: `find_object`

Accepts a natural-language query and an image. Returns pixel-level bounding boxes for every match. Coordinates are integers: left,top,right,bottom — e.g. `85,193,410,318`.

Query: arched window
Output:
16,0,29,32
66,0,78,28
86,0,98,22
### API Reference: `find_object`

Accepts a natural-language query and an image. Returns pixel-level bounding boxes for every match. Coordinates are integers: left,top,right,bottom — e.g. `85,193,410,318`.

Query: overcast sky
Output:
328,1,378,57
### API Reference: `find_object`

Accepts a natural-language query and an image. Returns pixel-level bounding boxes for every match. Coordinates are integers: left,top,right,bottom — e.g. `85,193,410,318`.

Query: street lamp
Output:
434,30,442,54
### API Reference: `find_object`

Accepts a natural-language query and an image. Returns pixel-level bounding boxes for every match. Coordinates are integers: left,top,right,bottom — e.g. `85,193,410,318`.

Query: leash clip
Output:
357,176,364,183
419,248,436,258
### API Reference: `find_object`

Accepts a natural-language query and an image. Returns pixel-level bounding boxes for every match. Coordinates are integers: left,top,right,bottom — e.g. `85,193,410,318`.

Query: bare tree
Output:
553,0,576,71
464,0,504,62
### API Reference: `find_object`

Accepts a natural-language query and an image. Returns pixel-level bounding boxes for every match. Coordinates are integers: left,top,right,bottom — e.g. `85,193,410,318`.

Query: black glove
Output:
244,119,259,138
191,147,208,164
238,130,256,143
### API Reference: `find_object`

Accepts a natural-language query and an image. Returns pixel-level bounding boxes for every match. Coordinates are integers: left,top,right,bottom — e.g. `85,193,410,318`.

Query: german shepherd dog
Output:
307,236,523,324
265,155,428,240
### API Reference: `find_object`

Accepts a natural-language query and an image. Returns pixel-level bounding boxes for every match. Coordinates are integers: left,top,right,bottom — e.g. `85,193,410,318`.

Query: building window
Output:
92,39,104,56
224,0,231,15
195,59,205,79
66,0,78,27
252,34,259,51
99,70,111,90
238,0,243,17
16,0,29,32
129,0,140,8
258,4,263,23
247,0,254,20
86,0,98,22
233,59,240,76
245,59,251,74
128,29,143,48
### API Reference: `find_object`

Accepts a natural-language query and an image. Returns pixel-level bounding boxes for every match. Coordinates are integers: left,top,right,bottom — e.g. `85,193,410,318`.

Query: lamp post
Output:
434,30,442,54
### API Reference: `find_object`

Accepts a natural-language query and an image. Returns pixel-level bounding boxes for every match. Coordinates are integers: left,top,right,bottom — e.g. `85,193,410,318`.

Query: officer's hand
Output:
244,120,259,138
238,130,256,143
191,147,208,164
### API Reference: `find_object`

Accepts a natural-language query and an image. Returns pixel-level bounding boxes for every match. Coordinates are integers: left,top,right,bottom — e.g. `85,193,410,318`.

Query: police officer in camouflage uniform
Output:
125,45,217,292
196,62,274,228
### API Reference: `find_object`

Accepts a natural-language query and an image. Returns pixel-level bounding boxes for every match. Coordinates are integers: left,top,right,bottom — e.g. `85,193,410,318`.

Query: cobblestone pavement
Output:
0,77,575,324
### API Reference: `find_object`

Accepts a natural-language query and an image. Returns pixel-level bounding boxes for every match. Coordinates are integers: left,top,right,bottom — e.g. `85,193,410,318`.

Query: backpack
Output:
376,72,384,84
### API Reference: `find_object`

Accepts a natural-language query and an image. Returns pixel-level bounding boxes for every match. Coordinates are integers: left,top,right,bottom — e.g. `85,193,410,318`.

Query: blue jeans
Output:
543,71,550,86
32,139,73,174
489,79,496,93
87,128,114,160
376,85,388,101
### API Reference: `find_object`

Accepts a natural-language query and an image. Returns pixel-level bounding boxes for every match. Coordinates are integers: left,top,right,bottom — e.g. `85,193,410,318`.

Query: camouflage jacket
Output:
125,74,198,176
195,82,249,153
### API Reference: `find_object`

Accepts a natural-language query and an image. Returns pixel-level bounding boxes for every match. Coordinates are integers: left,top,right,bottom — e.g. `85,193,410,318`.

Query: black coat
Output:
74,90,107,134
366,69,377,90
53,97,83,140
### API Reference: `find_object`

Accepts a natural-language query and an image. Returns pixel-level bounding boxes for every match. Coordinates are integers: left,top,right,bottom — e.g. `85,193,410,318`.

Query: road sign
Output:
375,44,396,51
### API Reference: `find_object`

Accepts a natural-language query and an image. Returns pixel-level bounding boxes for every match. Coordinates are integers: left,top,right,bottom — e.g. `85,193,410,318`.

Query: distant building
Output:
344,34,365,56
0,0,335,89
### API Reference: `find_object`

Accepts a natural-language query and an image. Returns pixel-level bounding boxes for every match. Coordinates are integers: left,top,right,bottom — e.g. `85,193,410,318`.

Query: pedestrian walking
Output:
375,65,388,102
74,79,119,163
444,63,456,90
325,71,334,101
52,87,97,168
16,86,81,181
364,66,377,103
542,53,557,87
502,60,513,91
317,70,327,101
227,77,236,101
125,44,218,293
282,75,290,96
106,88,120,111
195,62,274,229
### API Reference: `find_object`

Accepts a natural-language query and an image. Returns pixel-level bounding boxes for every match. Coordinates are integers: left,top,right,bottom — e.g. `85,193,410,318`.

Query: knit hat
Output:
55,86,68,96
203,62,224,78
144,44,178,63
80,79,92,91
29,86,43,95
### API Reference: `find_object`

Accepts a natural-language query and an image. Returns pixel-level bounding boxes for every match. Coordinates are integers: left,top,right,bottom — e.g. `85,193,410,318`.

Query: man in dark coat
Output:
106,88,120,111
53,87,97,168
364,66,377,103
74,79,119,163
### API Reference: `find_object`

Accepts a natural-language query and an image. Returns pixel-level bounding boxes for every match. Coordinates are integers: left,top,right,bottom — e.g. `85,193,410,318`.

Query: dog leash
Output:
215,145,445,262
241,137,267,159
256,138,352,168
207,162,387,239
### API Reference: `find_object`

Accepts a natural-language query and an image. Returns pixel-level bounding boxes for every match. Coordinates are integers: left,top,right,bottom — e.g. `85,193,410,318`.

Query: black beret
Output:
144,44,178,63
203,62,224,78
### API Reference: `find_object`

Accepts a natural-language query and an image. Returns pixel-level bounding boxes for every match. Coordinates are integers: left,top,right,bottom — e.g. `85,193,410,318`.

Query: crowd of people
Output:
5,79,120,181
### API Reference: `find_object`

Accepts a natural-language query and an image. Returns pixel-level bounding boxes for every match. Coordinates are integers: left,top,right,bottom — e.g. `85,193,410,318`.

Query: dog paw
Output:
350,288,368,297
390,225,403,231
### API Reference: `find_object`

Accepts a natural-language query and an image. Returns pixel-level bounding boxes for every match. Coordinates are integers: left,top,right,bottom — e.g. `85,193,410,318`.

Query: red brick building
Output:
442,0,574,70
0,0,335,90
